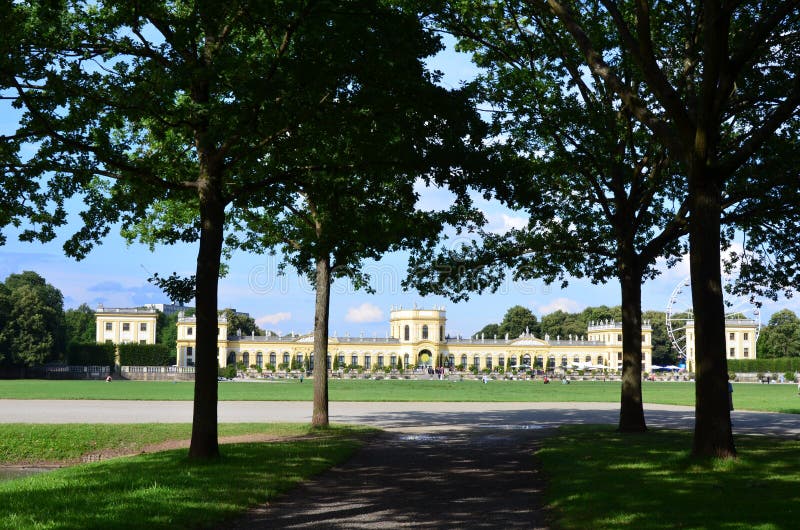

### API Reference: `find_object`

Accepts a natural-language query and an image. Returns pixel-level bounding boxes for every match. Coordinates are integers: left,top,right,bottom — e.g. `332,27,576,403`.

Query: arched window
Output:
242,352,249,367
377,355,384,368
283,352,290,365
404,353,410,367
461,354,467,369
585,355,592,363
404,325,410,341
364,355,372,369
256,352,263,367
422,325,429,340
351,354,358,367
473,355,480,369
486,356,493,369
269,352,276,366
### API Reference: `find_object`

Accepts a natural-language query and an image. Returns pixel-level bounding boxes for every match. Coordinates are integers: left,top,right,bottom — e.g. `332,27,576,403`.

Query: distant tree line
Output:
0,270,258,368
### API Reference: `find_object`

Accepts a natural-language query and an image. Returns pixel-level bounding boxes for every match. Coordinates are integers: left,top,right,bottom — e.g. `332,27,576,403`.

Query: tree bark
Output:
618,250,647,432
311,255,331,428
188,175,225,459
689,169,736,458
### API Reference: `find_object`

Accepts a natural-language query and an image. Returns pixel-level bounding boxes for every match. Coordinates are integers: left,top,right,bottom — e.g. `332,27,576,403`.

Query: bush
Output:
218,365,236,379
65,342,116,366
728,358,800,374
118,343,173,366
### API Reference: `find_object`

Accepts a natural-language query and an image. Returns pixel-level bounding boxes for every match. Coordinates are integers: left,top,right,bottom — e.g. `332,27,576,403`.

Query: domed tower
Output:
389,305,446,367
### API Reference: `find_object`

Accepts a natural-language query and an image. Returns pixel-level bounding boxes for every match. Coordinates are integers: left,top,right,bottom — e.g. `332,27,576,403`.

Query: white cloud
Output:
257,312,292,327
488,213,529,234
536,297,583,315
345,303,384,323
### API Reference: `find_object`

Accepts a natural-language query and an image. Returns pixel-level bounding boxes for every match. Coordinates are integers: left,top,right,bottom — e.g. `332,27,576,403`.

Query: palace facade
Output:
95,306,158,345
174,306,657,373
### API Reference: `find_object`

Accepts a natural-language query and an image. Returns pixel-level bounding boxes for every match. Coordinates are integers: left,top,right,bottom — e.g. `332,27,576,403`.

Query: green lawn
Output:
0,424,372,530
1,379,799,413
538,426,800,529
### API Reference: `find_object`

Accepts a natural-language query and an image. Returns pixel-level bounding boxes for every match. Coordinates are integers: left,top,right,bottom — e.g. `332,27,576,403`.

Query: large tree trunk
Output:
188,176,225,459
311,255,331,428
618,252,647,432
689,170,736,458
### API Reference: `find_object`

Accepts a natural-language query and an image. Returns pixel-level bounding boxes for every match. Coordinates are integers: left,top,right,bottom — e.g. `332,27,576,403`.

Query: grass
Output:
0,423,324,465
1,379,799,413
538,426,800,529
0,424,373,529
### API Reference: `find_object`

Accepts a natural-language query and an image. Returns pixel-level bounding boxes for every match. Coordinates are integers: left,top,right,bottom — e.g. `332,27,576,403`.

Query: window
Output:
404,325,410,341
296,354,303,366
352,355,358,367
242,352,250,367
377,355,384,368
499,356,505,368
139,340,146,344
187,346,193,357
422,325,429,340
404,354,410,366
461,354,467,368
729,347,735,357
617,352,622,360
729,332,735,340
122,323,130,331
105,322,112,331
486,356,493,369
744,333,749,340
744,348,749,358
105,339,113,344
269,353,276,366
642,334,646,343
473,355,480,369
440,326,444,341
390,355,397,368
338,354,345,367
256,353,263,367
585,355,592,363
140,323,147,332
283,352,290,365
187,327,193,336
364,355,371,369
617,334,622,342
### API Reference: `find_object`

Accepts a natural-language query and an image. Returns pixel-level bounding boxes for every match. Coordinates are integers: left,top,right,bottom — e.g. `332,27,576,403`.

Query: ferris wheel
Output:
665,275,762,361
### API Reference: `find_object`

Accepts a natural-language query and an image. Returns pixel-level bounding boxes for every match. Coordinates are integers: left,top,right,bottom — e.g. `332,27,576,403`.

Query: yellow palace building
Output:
175,306,655,373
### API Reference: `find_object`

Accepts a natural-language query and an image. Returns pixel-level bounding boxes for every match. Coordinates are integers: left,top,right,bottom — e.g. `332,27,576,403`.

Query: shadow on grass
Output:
538,426,800,529
0,436,362,530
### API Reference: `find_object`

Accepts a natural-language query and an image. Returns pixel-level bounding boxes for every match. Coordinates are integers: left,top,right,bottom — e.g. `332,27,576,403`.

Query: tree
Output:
221,309,261,337
642,310,672,366
408,2,691,434
539,310,586,340
498,305,540,338
0,271,65,366
64,303,96,346
476,322,500,339
757,310,800,358
4,1,471,458
156,311,179,353
543,0,800,457
240,72,486,427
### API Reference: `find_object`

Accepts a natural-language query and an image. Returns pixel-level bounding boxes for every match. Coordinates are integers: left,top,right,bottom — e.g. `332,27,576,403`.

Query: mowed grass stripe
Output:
1,379,799,413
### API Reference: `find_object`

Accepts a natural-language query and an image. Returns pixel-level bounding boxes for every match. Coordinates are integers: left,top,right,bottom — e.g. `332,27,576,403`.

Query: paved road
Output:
2,399,798,437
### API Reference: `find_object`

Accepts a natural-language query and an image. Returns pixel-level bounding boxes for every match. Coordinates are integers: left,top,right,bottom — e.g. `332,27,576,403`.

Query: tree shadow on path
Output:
222,427,553,529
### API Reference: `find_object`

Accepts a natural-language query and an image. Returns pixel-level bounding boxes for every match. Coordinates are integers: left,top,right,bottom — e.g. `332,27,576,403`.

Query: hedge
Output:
728,358,800,373
118,343,174,366
65,342,116,366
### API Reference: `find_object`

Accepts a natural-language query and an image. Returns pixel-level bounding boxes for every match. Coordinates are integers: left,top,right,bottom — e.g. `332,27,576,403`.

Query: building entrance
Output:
417,349,433,367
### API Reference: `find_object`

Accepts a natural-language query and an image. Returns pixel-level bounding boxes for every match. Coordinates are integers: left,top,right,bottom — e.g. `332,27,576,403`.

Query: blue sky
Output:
1,37,795,337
